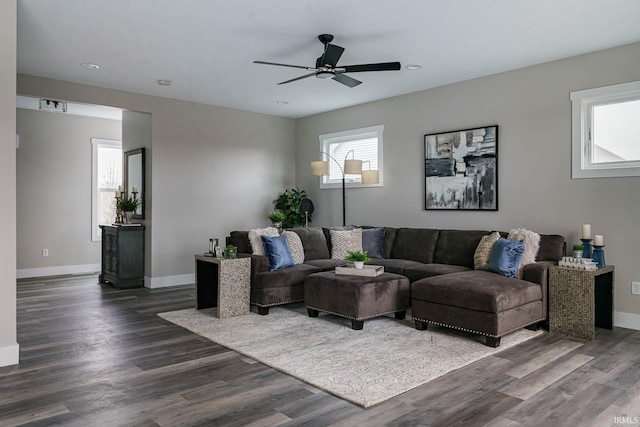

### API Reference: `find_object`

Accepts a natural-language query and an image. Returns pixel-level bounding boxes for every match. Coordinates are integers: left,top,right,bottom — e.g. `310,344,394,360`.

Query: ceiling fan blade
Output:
343,62,401,73
332,73,362,88
277,72,316,85
254,60,314,71
320,44,345,67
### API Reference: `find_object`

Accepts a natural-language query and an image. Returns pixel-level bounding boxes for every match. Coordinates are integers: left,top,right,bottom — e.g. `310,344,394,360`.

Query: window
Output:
91,138,122,241
571,80,640,178
318,125,383,189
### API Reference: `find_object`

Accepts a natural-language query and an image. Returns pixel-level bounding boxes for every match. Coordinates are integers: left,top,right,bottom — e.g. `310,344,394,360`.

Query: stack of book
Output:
558,256,598,270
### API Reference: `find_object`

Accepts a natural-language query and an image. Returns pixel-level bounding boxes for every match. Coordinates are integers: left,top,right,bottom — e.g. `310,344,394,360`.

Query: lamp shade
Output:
361,169,379,184
344,159,362,175
311,160,329,176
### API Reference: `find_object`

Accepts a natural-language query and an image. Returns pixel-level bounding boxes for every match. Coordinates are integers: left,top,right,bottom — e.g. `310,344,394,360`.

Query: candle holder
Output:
114,192,125,224
592,245,605,268
580,238,592,259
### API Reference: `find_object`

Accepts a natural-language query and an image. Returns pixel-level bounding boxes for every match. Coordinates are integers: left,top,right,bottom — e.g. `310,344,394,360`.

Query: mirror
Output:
123,148,145,219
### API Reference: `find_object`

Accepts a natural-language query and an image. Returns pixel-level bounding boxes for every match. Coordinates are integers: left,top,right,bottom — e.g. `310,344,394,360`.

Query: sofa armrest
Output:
522,260,557,322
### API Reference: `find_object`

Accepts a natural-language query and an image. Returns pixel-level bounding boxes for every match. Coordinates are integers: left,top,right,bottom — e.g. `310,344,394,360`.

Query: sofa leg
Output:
414,320,428,330
525,322,540,331
485,336,501,348
257,306,270,316
395,310,406,320
351,320,364,330
307,308,319,318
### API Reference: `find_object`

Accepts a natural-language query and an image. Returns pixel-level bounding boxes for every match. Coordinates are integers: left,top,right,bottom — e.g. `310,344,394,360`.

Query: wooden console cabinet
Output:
99,225,145,288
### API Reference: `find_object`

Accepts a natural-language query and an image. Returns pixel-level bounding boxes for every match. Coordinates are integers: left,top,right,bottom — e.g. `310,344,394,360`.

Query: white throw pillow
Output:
474,231,501,270
330,228,363,260
248,227,279,256
283,230,305,264
507,228,541,269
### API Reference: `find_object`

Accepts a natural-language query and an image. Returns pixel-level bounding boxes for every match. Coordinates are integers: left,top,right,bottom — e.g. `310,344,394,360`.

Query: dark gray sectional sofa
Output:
227,226,565,346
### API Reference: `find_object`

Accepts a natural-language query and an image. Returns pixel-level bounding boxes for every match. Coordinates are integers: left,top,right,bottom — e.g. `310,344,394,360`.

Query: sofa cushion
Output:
261,235,295,271
537,234,565,261
248,227,279,256
488,238,525,278
390,228,439,263
254,263,322,289
304,258,347,271
508,228,540,268
283,230,304,264
433,229,489,268
411,270,542,312
323,226,357,255
362,227,385,259
227,231,251,254
474,231,501,270
330,228,363,259
365,259,424,275
292,227,330,260
403,263,471,283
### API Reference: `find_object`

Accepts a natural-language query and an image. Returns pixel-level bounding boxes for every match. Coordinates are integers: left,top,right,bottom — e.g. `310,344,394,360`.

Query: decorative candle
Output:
115,190,119,197
118,185,123,193
132,185,138,193
582,224,592,239
594,235,604,246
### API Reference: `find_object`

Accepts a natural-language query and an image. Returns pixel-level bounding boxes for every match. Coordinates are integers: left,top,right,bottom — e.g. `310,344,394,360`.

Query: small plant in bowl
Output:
572,243,584,258
117,195,141,212
345,250,370,269
267,211,285,223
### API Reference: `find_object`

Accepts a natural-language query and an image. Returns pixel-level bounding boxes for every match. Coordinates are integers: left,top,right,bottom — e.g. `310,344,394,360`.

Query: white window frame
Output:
571,80,640,179
318,125,384,189
91,138,122,241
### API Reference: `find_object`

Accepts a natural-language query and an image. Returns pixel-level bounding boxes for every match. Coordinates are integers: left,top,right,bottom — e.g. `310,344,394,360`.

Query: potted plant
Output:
274,188,312,228
573,243,584,258
117,196,141,223
267,211,286,232
345,250,370,269
224,244,237,259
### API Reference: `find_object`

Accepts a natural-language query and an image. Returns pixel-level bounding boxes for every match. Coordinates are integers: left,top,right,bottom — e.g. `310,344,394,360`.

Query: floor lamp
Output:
311,150,378,226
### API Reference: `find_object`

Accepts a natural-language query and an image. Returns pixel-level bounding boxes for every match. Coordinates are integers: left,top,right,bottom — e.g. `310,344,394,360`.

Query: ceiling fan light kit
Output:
254,34,401,88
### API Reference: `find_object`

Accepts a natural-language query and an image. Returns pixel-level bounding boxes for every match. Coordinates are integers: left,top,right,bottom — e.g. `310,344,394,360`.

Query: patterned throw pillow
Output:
248,227,279,256
330,228,363,260
474,231,501,270
507,228,540,268
283,230,304,264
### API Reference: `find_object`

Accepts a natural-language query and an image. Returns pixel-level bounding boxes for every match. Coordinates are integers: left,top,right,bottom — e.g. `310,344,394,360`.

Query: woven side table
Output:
195,255,251,318
549,265,614,340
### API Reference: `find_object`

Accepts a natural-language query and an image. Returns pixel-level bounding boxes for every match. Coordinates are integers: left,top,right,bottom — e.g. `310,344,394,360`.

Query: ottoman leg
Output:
525,322,540,331
395,310,406,320
351,320,364,330
485,336,501,348
307,308,319,318
414,320,428,330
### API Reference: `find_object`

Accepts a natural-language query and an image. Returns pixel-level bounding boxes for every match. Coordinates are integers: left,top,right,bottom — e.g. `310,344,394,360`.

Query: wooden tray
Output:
335,265,384,277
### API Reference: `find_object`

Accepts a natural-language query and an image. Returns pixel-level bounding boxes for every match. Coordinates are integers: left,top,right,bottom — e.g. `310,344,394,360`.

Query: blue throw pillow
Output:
362,227,385,259
488,238,525,278
261,235,295,271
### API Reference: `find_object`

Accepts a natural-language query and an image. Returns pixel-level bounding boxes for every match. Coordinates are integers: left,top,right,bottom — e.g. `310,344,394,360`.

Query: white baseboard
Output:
614,311,640,331
17,264,100,279
0,343,19,367
145,273,194,289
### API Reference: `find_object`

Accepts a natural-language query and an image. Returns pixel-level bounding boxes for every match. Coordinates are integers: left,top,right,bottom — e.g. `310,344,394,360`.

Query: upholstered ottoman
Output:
304,271,410,330
411,270,544,347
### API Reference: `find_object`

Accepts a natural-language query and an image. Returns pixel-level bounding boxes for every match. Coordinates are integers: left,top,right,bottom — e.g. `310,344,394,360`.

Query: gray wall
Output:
296,42,640,319
16,109,121,273
0,0,17,365
122,110,152,279
18,74,297,285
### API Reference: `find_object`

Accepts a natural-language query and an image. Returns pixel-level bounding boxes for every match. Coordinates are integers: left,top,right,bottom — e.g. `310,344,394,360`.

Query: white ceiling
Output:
16,0,640,119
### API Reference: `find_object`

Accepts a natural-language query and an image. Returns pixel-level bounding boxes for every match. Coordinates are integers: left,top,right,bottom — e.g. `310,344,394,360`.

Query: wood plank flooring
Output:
1,274,639,426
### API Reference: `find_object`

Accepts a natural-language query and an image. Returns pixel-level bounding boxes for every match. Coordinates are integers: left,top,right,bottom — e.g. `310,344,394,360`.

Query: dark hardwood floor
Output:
1,274,639,426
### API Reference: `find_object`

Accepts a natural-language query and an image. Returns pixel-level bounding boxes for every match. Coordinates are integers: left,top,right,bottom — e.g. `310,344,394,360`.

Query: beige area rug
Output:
158,304,543,407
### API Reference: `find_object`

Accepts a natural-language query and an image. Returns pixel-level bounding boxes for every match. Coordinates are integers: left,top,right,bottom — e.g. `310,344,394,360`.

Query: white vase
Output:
123,211,134,224
353,261,364,269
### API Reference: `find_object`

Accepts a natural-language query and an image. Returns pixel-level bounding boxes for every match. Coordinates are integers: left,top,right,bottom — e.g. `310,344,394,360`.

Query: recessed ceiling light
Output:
275,100,288,105
405,64,422,70
157,79,172,86
81,63,100,70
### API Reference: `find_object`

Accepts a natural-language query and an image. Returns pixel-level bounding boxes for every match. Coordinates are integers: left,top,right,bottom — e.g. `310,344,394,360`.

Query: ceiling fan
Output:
254,34,401,88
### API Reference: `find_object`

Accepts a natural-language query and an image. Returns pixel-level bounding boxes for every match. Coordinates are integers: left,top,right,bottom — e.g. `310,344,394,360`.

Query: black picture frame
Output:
424,125,498,210
123,147,145,219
